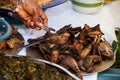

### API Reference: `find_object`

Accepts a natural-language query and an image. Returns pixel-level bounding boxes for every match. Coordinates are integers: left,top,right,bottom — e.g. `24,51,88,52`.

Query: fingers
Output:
34,22,43,30
39,9,48,26
29,7,43,30
24,20,34,29
30,8,48,30
25,20,43,30
18,0,48,30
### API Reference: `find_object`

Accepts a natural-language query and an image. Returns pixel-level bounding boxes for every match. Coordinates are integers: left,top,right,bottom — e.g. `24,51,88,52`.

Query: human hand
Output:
17,0,48,30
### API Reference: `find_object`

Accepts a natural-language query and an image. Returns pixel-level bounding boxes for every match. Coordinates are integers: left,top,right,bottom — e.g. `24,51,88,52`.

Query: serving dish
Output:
0,32,24,54
26,24,117,78
42,0,68,11
71,0,104,14
0,54,79,80
0,0,68,24
0,18,12,40
27,38,117,75
0,25,24,55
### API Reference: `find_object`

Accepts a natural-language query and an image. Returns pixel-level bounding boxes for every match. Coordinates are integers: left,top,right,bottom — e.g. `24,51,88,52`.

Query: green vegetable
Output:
0,54,73,80
111,28,120,68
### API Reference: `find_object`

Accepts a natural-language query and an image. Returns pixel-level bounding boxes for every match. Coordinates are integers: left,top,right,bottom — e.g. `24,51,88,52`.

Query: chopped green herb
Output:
0,54,73,80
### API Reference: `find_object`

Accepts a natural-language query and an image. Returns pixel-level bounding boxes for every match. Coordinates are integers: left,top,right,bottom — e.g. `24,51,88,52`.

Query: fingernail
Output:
27,20,31,26
36,26,41,30
30,21,34,26
36,22,44,27
39,23,44,26
27,20,31,23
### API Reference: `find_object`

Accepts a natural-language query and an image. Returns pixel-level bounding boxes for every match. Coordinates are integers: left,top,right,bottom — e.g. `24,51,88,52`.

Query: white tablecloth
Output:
17,0,120,80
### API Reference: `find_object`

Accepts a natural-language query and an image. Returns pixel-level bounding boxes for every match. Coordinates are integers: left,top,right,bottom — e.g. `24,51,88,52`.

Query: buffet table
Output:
17,0,120,80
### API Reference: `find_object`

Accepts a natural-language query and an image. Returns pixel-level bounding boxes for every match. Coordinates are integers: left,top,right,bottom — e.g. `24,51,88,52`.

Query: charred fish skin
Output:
78,55,102,72
99,39,114,59
28,24,114,79
59,56,83,80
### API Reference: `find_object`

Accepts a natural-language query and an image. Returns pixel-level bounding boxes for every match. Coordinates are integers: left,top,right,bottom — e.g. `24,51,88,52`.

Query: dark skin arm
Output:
10,0,48,30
